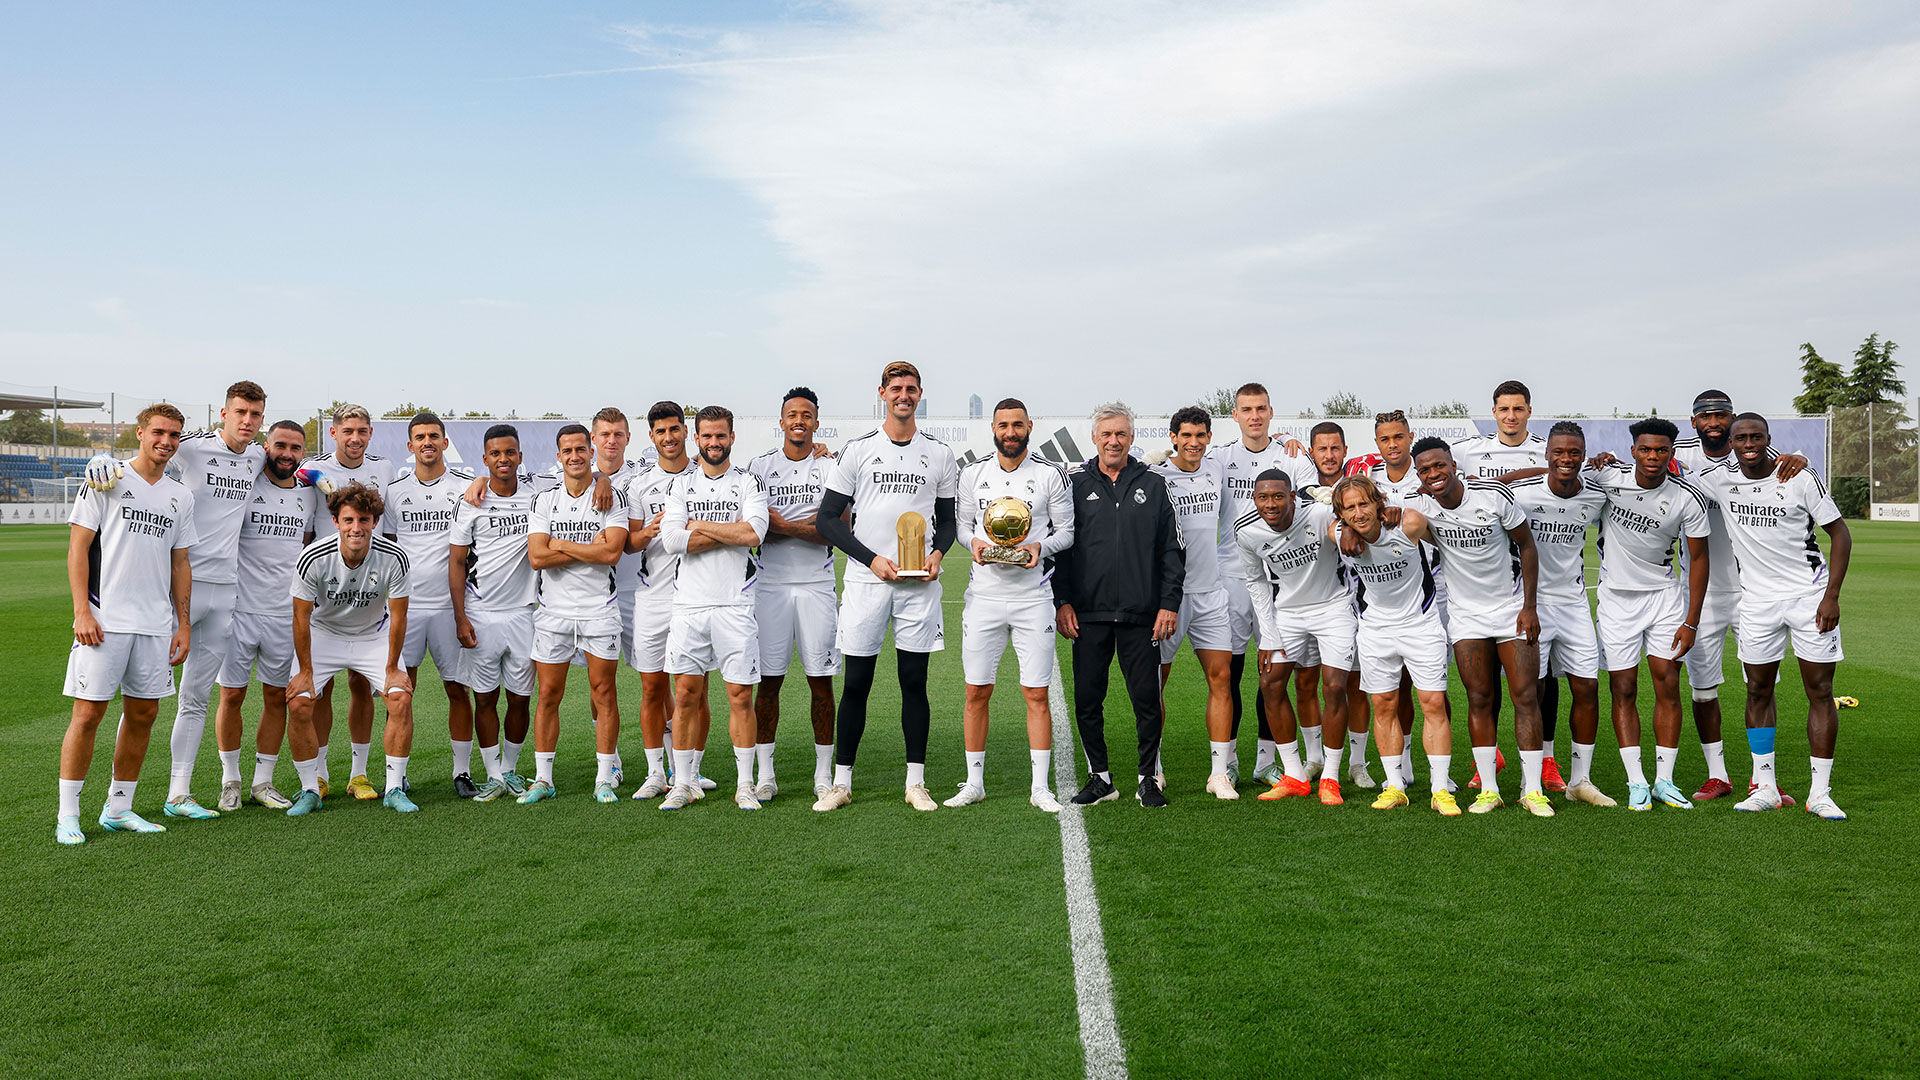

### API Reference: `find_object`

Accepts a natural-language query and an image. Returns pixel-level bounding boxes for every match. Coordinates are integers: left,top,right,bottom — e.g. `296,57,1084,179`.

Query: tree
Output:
1409,400,1470,418
382,402,432,420
0,409,91,447
1842,332,1906,407
1195,387,1236,416
539,412,569,420
1321,391,1367,417
1825,333,1913,517
1793,342,1847,414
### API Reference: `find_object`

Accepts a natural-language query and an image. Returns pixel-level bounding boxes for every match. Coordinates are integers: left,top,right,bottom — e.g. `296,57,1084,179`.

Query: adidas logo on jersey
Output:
120,490,135,500
1085,490,1100,501
253,495,265,503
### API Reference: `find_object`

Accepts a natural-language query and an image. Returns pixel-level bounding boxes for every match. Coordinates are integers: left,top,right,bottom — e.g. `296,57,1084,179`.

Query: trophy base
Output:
894,569,932,579
979,546,1033,566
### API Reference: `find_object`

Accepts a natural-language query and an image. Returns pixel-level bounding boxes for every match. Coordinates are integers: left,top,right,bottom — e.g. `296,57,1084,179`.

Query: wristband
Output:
1681,621,1697,630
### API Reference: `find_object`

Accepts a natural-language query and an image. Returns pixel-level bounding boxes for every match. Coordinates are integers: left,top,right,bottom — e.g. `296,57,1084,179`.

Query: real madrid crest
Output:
1132,488,1146,504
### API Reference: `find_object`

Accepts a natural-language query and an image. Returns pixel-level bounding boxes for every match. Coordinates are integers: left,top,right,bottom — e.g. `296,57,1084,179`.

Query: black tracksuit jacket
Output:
1051,457,1185,623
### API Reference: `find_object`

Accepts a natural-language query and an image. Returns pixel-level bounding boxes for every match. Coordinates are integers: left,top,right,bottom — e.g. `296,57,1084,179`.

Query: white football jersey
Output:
235,477,318,616
1593,464,1711,591
1367,460,1423,504
621,459,695,603
531,481,629,619
1672,436,1741,593
1694,463,1842,603
164,429,265,583
293,534,410,638
586,460,647,596
1152,455,1230,594
1451,432,1547,480
1506,472,1609,606
1406,479,1527,613
956,455,1075,602
1211,437,1318,525
1234,500,1344,617
385,467,473,611
747,448,836,586
663,464,768,608
825,430,960,585
69,472,196,636
448,484,543,612
1338,523,1436,623
305,452,396,538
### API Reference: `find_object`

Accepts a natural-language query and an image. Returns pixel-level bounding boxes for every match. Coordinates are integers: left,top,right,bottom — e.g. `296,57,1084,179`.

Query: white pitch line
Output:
1049,669,1129,1080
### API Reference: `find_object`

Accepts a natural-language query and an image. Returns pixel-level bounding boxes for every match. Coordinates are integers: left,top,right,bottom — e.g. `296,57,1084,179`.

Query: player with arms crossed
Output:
622,402,704,798
523,424,630,804
1593,417,1712,811
284,483,416,814
813,361,960,813
747,388,841,800
657,406,770,811
210,420,315,810
948,398,1075,811
1697,415,1851,819
56,404,196,844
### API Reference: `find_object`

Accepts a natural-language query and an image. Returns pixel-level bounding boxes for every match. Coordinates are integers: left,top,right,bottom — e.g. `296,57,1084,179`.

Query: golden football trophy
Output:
895,511,931,578
979,497,1035,566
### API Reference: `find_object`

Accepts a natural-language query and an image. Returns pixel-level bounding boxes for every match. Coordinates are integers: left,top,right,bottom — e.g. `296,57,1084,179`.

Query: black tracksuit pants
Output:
1071,620,1163,781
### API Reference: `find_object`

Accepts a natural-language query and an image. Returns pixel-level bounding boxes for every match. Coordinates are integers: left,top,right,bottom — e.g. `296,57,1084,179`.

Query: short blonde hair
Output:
879,361,921,387
136,403,186,430
1329,474,1386,521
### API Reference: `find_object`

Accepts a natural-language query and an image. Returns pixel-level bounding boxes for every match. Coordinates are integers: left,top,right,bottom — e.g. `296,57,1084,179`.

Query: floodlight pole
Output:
52,385,59,458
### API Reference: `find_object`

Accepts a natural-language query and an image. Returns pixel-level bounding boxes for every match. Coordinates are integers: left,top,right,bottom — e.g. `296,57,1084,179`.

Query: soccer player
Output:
1697,415,1851,819
522,424,630,804
746,388,841,800
1328,475,1456,813
1402,437,1551,816
283,483,416,814
622,402,702,799
385,412,479,796
1593,417,1712,811
1503,422,1616,805
1234,469,1357,805
1451,380,1548,478
449,424,552,801
949,398,1075,811
812,361,960,812
1363,409,1444,791
1296,420,1373,787
657,406,769,811
1153,406,1239,798
1209,383,1314,785
56,404,196,844
589,407,647,671
210,420,316,810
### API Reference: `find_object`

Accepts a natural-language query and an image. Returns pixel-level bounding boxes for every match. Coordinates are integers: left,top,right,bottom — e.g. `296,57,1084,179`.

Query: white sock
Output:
1809,756,1833,800
1520,748,1543,797
611,750,622,774
385,755,409,794
966,750,986,790
167,760,191,801
814,743,834,787
1398,749,1414,787
1382,753,1403,790
645,745,666,778
692,747,707,778
294,757,320,793
451,739,474,779
1655,744,1677,784
1347,729,1369,769
1620,745,1647,787
1752,751,1777,793
905,761,926,788
755,742,775,783
59,778,83,818
734,745,754,788
596,752,617,785
1278,742,1305,781
1427,753,1450,795
219,749,242,784
1569,742,1594,787
1154,750,1164,778
534,751,555,786
253,753,278,789
350,741,371,779
106,780,137,815
315,743,331,782
1323,745,1345,779
672,748,697,788
1030,748,1051,792
1301,725,1324,765
1208,741,1232,779
503,739,524,772
835,764,853,789
1254,738,1278,773
1096,770,1111,784
1702,739,1728,783
1543,736,1557,761
480,743,504,780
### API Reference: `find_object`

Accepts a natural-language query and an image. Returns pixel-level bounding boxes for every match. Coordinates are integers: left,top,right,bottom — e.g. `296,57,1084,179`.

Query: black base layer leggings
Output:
833,651,931,768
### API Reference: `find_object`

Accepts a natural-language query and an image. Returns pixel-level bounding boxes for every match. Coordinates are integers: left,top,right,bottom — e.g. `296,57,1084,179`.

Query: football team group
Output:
51,362,1852,844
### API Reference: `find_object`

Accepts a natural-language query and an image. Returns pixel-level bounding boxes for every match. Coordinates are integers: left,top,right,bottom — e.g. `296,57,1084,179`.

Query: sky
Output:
2,1,1916,423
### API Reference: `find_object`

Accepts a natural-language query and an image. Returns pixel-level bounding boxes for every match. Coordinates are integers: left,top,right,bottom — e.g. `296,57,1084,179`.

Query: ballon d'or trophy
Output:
979,496,1035,565
895,511,931,578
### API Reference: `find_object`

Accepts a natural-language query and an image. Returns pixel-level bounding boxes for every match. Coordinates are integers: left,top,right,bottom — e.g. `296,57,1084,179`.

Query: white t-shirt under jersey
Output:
1451,432,1547,480
1673,436,1742,594
1507,472,1609,607
621,460,694,605
448,481,551,613
956,455,1075,603
385,467,473,612
747,448,836,587
530,480,629,619
164,429,265,583
1406,478,1527,613
305,452,396,538
1152,455,1230,595
662,464,768,609
1234,501,1344,635
1593,464,1711,592
825,430,960,586
69,472,196,636
1694,463,1842,603
235,478,318,616
1338,523,1436,623
1368,460,1423,504
293,534,410,638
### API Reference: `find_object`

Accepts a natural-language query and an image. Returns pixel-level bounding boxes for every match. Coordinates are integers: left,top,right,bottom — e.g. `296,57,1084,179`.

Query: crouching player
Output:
284,483,417,815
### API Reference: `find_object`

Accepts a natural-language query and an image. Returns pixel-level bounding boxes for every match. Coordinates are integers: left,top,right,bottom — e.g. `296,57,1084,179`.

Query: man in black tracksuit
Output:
1052,404,1184,806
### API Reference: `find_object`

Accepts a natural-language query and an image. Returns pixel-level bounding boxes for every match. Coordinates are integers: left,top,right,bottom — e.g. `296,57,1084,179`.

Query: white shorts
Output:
837,578,945,657
961,593,1057,688
1598,585,1687,670
1447,595,1525,644
292,627,395,697
1356,611,1450,695
756,580,840,678
1272,599,1357,672
460,606,535,695
220,610,294,689
1431,560,1450,633
1536,600,1600,680
1226,584,1257,654
533,609,622,664
402,606,463,678
65,632,174,701
1682,589,1739,690
1159,586,1232,663
625,594,674,674
666,605,760,684
1737,592,1843,666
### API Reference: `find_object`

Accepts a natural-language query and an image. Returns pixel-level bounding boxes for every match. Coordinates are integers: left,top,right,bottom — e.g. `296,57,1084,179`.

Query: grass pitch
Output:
1,522,1915,1079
